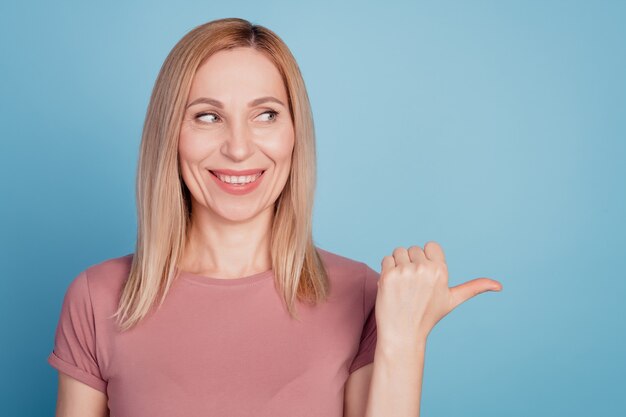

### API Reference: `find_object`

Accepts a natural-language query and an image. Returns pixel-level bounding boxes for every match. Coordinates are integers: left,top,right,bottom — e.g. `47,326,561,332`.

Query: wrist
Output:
377,336,427,357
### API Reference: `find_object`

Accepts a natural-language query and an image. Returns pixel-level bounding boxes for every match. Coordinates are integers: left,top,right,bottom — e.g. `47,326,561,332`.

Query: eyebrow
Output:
185,96,286,109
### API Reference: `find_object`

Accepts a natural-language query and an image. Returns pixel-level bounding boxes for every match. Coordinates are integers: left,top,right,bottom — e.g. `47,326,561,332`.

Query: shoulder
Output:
83,253,133,282
316,246,365,278
315,245,379,291
72,253,134,310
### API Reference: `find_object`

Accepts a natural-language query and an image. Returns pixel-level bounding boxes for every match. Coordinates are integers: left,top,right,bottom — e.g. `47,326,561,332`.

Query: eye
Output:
194,110,279,124
257,110,279,122
195,112,221,123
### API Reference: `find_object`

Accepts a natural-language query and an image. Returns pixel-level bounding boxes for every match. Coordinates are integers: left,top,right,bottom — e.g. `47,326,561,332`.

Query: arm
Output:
55,372,109,417
343,363,374,417
364,340,425,417
363,241,501,417
48,270,110,416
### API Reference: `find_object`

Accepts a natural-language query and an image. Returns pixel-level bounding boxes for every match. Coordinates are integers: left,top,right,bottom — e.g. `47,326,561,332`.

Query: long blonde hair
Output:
112,17,329,332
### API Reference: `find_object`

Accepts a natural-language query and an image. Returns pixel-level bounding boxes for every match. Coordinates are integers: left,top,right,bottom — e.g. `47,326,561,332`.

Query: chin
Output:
213,205,262,222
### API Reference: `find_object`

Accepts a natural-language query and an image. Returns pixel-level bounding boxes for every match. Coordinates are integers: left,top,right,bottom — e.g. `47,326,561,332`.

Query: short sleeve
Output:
47,269,107,393
348,264,380,374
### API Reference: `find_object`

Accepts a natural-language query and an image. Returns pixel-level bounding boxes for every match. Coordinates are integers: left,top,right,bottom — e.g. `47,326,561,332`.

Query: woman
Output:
47,17,502,417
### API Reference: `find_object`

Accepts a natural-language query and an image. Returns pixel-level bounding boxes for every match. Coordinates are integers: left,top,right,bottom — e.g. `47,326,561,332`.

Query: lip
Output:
209,169,266,196
210,168,266,176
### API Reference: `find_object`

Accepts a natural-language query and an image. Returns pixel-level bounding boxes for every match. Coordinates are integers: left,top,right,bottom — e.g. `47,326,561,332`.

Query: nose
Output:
220,118,255,162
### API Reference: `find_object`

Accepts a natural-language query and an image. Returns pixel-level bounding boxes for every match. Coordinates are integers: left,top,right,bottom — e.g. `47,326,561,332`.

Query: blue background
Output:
1,1,624,415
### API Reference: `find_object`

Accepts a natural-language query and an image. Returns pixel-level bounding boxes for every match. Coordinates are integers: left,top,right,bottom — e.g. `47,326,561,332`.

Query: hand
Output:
375,241,502,347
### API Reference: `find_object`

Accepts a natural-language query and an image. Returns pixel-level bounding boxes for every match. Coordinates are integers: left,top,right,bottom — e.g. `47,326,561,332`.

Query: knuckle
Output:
420,265,438,282
425,240,439,249
423,275,437,286
401,263,417,275
392,246,406,256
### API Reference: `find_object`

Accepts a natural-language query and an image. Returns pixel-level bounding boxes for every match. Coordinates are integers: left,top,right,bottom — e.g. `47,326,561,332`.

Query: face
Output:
178,47,295,222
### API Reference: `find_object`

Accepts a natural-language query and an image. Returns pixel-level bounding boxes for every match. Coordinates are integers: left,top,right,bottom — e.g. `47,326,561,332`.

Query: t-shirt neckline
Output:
175,266,274,286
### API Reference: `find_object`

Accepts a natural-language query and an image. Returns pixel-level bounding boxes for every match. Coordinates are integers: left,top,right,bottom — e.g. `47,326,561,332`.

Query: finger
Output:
424,241,446,263
448,277,503,311
392,246,411,266
407,245,427,264
381,255,396,274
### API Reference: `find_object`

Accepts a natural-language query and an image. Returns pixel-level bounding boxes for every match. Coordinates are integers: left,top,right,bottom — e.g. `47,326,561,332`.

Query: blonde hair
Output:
112,17,329,332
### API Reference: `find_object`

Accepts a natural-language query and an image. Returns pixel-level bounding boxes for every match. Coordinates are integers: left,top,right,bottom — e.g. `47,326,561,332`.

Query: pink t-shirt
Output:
47,247,379,416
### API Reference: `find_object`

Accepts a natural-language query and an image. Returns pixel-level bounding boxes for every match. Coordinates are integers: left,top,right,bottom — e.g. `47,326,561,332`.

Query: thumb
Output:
448,278,502,311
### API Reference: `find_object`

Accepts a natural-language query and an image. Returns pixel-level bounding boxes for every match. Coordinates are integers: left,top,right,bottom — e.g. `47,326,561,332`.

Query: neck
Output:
179,202,274,278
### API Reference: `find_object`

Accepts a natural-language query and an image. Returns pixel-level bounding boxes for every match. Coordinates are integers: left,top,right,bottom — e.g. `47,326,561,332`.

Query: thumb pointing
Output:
449,278,502,311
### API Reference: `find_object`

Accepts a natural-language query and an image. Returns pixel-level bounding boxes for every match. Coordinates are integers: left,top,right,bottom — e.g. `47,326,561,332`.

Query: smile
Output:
210,170,264,185
208,169,266,195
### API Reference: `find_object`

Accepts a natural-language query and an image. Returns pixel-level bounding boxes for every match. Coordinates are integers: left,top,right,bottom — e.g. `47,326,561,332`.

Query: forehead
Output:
189,47,287,101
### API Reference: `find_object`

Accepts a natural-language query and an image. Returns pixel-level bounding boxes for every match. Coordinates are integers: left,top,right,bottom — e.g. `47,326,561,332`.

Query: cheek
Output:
261,127,295,161
178,125,211,162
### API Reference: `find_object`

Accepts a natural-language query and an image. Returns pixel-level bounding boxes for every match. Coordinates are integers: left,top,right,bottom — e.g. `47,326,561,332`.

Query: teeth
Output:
215,172,263,184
